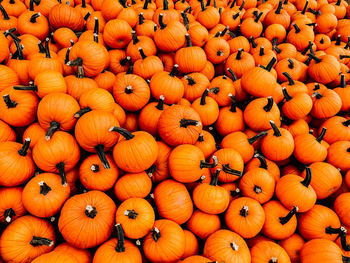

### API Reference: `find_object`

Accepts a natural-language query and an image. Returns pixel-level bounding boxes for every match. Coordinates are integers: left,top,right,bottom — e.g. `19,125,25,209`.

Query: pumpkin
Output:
114,172,152,201
147,141,171,183
54,243,91,263
279,233,305,263
0,187,25,224
31,251,78,263
251,241,291,263
245,153,280,181
65,66,98,100
211,148,244,182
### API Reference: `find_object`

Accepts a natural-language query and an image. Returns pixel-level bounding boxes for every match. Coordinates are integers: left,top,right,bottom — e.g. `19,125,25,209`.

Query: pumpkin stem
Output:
316,127,327,143
345,36,350,49
265,57,276,71
74,107,92,118
343,256,350,263
155,95,165,110
275,0,283,14
239,0,245,10
3,208,15,224
342,120,350,127
84,12,91,21
239,206,249,217
301,0,308,14
162,0,169,9
2,94,17,108
325,226,343,234
93,20,99,43
124,209,138,219
9,0,15,4
292,23,301,33
229,0,236,8
18,138,31,156
81,0,86,7
248,131,268,144
185,34,192,47
109,126,135,140
308,53,321,63
30,12,40,23
13,38,24,60
126,64,134,74
131,30,139,44
138,13,144,24
64,47,72,64
146,164,156,177
340,74,346,88
301,166,312,187
335,34,342,46
249,36,258,48
56,162,67,186
158,13,166,29
119,0,127,8
138,47,147,59
229,93,237,112
340,228,350,251
120,56,130,66
253,11,263,23
209,168,221,186
94,144,110,169
200,89,209,105
13,84,38,91
151,227,161,242
217,49,224,56
179,118,201,128
269,258,278,263
45,121,60,140
114,223,126,252
5,29,20,42
279,206,298,225
91,164,100,173
253,153,268,169
270,120,281,137
220,26,229,37
263,96,274,112
227,68,237,81
181,12,189,30
143,0,149,9
200,155,218,169
124,85,133,94
184,6,191,13
312,91,323,99
169,64,178,77
184,75,196,85
232,11,240,20
230,241,239,251
39,181,52,196
253,185,262,193
67,57,83,66
0,3,10,20
197,133,204,142
259,46,264,56
236,48,243,60
231,188,240,197
85,205,98,218
30,236,53,247
282,87,292,101
43,38,51,58
286,59,294,70
222,164,242,177
340,55,350,59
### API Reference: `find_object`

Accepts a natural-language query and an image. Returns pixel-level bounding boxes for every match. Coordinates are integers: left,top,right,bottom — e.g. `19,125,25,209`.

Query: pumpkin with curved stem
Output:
281,87,313,120
0,138,35,187
320,116,350,144
65,66,98,100
298,204,342,241
79,154,119,191
7,38,30,85
203,229,251,263
108,50,130,74
133,47,164,79
154,179,193,225
191,89,219,126
169,144,217,183
287,23,315,51
276,166,316,212
307,53,341,84
208,75,235,107
126,31,157,63
0,215,55,262
116,197,155,239
0,187,25,224
22,122,45,149
245,153,280,181
181,73,210,102
22,172,70,218
114,172,152,202
240,11,264,38
225,197,265,239
262,200,298,240
143,219,185,263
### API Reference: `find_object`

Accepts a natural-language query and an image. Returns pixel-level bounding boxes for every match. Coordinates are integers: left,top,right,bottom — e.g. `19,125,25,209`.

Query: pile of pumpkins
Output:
0,0,350,261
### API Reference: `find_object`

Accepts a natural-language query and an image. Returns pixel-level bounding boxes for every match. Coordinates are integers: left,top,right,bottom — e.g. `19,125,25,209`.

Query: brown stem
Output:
236,48,243,60
247,131,268,144
155,95,165,110
94,144,110,169
169,64,178,77
282,87,292,101
301,166,311,187
151,227,161,242
270,120,281,137
3,94,17,108
74,107,91,118
30,13,40,23
279,206,298,225
158,13,166,29
222,164,242,177
115,223,126,252
91,164,99,173
124,210,138,219
210,168,221,186
254,153,268,169
185,34,192,47
45,121,60,140
200,155,218,169
30,236,53,247
3,208,15,223
263,96,274,112
239,206,248,217
18,138,31,156
109,126,135,140
85,205,97,218
316,127,327,143
56,162,67,186
39,181,52,195
200,89,209,105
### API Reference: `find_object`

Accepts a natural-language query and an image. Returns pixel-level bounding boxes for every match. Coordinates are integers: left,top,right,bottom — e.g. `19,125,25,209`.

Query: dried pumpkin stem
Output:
158,14,166,29
67,57,83,66
56,162,68,186
273,45,282,53
151,227,161,242
340,228,350,251
259,46,264,56
263,96,274,112
185,34,192,47
301,0,308,14
45,121,60,140
254,11,263,22
200,89,209,105
200,156,218,169
254,153,268,169
0,4,10,20
279,206,298,225
229,0,236,8
131,30,139,44
138,13,144,24
162,0,168,10
325,226,343,234
247,131,268,144
231,188,240,197
85,205,98,218
340,55,350,59
115,223,126,252
155,95,165,110
236,48,243,60
342,120,350,127
265,57,276,71
120,56,130,66
169,64,178,77
282,87,292,101
181,12,189,30
230,241,239,251
3,94,17,108
269,258,278,263
185,75,196,85
64,47,72,64
91,164,99,173
143,0,149,9
74,107,92,118
227,68,237,81
3,208,15,223
146,164,156,177
249,36,258,48
222,164,242,177
124,209,138,219
316,127,327,143
94,144,110,169
109,126,135,140
283,72,295,85
30,236,53,247
138,47,147,59
240,206,249,217
197,133,204,142
209,168,221,186
13,39,24,60
301,166,312,187
312,92,323,99
39,181,52,196
254,185,262,193
292,23,301,33
30,12,40,23
180,118,200,128
275,0,283,14
229,93,237,112
18,138,31,156
270,120,281,137
340,74,346,88
308,53,321,63
232,11,240,20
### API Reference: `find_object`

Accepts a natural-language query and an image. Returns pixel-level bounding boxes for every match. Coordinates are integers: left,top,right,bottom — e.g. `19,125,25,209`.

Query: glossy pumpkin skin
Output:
0,187,26,224
31,251,79,263
251,241,291,263
280,233,305,263
54,243,92,263
300,238,345,263
186,210,221,240
114,172,152,201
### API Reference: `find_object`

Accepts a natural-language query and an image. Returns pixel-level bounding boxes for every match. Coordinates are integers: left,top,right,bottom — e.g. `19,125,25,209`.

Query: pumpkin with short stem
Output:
33,132,80,186
65,66,98,100
245,153,280,181
191,89,219,126
251,241,291,263
116,197,155,240
22,122,45,149
0,215,55,262
93,224,142,263
307,53,341,84
204,33,230,64
147,141,171,183
143,219,185,263
37,93,80,140
58,190,116,249
244,96,281,131
110,127,158,173
154,179,193,225
79,154,119,191
7,38,30,85
320,116,350,144
182,73,210,103
310,89,342,119
225,197,265,239
187,209,221,240
196,0,220,29
126,31,157,63
221,131,268,163
240,11,264,38
298,204,342,241
0,86,38,127
281,87,313,120
239,167,276,204
193,169,230,214
261,120,295,161
194,131,216,160
300,162,342,199
158,105,202,146
75,110,119,169
22,172,70,218
0,187,25,224
203,229,251,263
287,23,315,51
276,166,316,212
133,47,164,79
0,138,35,187
225,48,255,78
262,200,298,240
114,172,152,202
